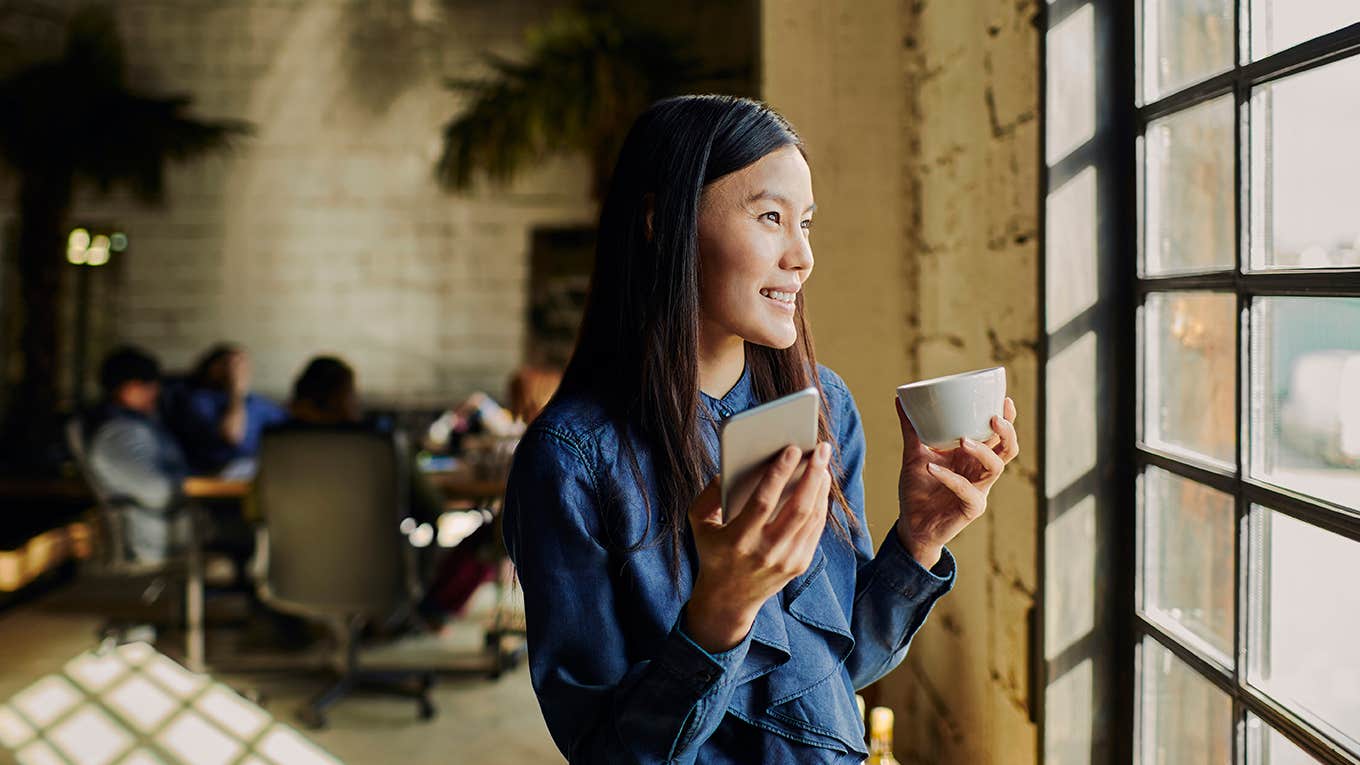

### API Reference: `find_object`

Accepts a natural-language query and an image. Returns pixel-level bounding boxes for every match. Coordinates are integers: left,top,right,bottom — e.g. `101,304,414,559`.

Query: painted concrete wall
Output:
3,0,597,407
762,1,1042,761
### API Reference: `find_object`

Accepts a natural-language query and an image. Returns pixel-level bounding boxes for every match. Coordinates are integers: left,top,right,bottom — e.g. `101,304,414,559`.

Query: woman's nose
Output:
783,233,814,273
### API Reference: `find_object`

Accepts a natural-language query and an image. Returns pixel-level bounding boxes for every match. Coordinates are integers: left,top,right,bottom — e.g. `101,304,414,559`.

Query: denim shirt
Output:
502,363,956,764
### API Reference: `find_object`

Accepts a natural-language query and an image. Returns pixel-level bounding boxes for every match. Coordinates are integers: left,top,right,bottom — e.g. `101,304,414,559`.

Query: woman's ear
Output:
643,192,655,242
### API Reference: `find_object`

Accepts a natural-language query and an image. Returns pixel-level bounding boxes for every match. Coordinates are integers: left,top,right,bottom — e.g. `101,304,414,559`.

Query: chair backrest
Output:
64,414,130,566
253,426,414,619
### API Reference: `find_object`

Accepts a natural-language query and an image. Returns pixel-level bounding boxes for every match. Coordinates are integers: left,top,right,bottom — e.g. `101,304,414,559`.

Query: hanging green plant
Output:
436,6,746,200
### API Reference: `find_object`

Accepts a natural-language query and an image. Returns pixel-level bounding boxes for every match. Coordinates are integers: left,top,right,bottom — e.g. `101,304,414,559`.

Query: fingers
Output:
897,396,924,455
728,445,803,533
926,463,986,519
787,492,829,571
768,460,831,570
687,475,724,529
803,466,831,540
960,437,1005,487
990,412,1020,463
979,397,1019,452
764,442,831,538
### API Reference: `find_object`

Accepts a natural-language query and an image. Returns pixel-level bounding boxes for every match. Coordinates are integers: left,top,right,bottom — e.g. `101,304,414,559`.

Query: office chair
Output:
252,425,435,729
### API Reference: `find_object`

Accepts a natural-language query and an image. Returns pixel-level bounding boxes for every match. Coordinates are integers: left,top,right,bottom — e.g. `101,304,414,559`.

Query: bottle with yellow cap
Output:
866,706,900,765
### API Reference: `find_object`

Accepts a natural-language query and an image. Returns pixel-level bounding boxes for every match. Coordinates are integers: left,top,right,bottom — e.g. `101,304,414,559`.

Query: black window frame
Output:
1039,3,1360,764
1131,8,1360,762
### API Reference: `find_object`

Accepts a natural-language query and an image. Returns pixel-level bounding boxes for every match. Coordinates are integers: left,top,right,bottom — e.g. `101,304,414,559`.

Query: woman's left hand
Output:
895,396,1020,569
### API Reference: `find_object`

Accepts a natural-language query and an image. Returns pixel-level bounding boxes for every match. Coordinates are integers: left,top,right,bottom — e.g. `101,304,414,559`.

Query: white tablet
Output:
719,387,820,523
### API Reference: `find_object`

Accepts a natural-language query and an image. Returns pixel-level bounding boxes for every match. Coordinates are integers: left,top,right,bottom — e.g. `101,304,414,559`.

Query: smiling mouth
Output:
759,288,798,306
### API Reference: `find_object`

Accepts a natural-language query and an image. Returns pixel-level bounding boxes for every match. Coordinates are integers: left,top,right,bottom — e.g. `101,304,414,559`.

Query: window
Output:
1133,3,1360,763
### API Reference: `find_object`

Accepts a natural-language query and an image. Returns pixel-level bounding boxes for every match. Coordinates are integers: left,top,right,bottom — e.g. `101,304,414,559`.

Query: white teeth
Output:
760,289,797,303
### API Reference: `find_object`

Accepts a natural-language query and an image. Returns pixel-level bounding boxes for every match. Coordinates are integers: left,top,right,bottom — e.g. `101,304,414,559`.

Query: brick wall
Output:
5,0,598,407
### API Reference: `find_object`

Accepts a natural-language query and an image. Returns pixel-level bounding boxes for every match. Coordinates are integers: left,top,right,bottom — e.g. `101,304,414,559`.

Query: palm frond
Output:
0,5,251,200
74,92,251,202
435,8,725,197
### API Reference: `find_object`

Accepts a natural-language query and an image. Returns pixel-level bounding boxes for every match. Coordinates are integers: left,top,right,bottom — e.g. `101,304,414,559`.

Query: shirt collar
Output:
699,361,753,418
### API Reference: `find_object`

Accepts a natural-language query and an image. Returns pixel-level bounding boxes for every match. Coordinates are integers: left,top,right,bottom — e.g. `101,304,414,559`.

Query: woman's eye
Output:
801,219,813,232
762,211,781,225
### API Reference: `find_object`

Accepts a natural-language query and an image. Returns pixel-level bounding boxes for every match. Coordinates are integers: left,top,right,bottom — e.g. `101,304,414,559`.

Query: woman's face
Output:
696,144,815,351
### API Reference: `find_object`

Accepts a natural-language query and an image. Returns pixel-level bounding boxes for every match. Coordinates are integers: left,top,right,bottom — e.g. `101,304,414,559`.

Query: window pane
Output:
1251,297,1360,509
1246,714,1324,764
1143,292,1237,466
1248,507,1360,749
1046,4,1097,165
1141,0,1234,102
1250,55,1360,271
1140,467,1235,662
1250,1,1360,60
1139,637,1233,764
1143,96,1235,275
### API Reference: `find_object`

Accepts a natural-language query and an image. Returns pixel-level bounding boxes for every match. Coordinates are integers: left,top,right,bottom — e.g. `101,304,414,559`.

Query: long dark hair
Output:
291,356,357,418
560,94,856,571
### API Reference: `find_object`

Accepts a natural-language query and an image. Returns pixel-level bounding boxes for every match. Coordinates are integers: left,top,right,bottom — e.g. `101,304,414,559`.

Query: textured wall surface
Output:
761,0,915,540
3,0,597,405
762,1,1041,762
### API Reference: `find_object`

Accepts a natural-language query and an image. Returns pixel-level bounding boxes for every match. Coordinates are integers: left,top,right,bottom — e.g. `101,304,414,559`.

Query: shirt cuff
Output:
658,617,754,696
874,529,958,600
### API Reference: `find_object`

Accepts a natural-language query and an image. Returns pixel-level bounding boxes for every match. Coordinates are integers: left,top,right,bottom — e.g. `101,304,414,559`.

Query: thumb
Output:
896,395,922,453
688,475,724,530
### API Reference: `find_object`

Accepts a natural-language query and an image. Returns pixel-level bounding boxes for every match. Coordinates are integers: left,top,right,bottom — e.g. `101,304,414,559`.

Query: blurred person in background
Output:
167,343,286,477
288,356,362,425
86,346,192,563
422,390,521,455
508,365,563,425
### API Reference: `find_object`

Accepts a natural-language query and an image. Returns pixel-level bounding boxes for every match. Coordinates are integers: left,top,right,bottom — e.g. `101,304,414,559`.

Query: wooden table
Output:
180,476,249,672
421,469,507,506
182,476,250,500
0,475,249,502
419,466,525,676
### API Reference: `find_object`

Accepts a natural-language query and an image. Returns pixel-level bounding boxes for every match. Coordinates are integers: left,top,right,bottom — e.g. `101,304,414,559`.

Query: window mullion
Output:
1232,10,1249,762
1240,684,1360,765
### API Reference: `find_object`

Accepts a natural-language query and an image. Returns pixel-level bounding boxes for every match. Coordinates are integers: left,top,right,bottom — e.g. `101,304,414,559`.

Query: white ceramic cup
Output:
896,366,1006,450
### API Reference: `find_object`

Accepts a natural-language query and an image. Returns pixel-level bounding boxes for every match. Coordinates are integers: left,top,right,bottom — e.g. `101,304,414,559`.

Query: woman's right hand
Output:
684,441,833,653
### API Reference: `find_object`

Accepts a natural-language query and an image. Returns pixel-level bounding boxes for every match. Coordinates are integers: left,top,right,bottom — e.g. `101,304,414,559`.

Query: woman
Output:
502,95,1019,763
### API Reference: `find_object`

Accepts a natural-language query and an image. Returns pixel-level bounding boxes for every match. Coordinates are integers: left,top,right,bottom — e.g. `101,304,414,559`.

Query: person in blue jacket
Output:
166,343,287,476
502,95,1021,764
